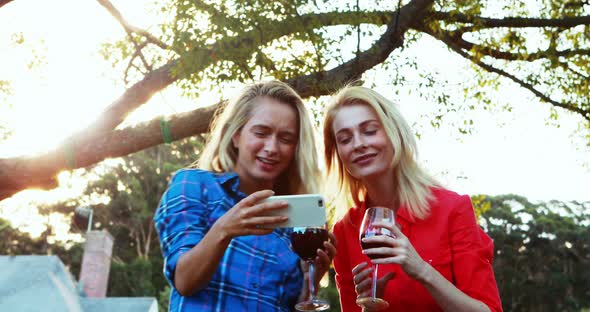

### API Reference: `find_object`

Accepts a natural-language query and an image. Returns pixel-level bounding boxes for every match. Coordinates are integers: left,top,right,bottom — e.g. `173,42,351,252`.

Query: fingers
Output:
328,231,338,248
323,239,337,259
352,264,373,295
376,272,396,298
243,216,288,229
361,233,396,249
238,190,275,207
248,200,289,217
355,275,372,295
379,271,396,284
371,255,405,265
352,262,369,275
352,264,372,284
316,249,331,269
363,246,394,258
372,221,404,238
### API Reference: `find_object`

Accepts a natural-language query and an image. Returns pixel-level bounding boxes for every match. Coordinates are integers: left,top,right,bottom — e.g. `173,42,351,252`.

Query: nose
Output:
352,134,366,150
264,135,279,155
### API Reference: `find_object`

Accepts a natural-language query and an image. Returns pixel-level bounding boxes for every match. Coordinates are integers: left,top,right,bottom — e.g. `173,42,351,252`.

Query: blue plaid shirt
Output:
154,169,303,311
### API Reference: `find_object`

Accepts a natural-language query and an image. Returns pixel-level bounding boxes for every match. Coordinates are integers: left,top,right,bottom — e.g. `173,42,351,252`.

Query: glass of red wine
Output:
290,226,330,311
356,206,395,311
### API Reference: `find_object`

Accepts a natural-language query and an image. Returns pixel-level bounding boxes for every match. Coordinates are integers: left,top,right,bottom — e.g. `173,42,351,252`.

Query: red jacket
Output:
333,188,503,312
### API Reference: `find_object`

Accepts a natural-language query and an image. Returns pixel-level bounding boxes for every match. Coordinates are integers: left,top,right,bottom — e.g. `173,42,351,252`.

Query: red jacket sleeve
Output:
333,222,362,312
449,195,503,312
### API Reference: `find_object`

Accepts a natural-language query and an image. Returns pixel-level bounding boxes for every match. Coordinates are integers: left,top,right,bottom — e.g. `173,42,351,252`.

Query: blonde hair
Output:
197,80,319,195
323,85,438,221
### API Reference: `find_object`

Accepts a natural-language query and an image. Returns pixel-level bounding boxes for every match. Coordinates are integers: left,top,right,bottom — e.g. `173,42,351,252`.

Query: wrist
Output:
210,221,232,244
416,261,434,285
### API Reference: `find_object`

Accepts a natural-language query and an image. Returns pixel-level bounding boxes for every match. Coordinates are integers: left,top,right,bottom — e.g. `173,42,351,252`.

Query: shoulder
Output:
169,168,216,184
429,187,473,215
333,203,363,235
163,168,227,200
431,187,471,206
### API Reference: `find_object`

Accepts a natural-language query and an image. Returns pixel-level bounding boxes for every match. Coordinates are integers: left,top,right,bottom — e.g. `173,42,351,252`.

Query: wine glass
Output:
290,226,330,311
356,206,395,311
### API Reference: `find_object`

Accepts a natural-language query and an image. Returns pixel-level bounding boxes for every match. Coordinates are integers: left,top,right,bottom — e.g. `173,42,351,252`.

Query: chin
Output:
252,171,280,183
354,168,387,181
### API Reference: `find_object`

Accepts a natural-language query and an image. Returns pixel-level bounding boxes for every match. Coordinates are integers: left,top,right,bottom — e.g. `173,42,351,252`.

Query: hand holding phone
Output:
260,194,326,228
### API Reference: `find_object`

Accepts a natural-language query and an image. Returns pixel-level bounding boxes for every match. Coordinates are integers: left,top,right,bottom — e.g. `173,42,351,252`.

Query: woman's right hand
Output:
212,190,289,240
352,262,395,305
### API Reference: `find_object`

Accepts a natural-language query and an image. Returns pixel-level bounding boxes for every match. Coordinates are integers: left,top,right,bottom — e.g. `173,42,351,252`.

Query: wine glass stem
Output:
308,260,316,302
372,263,379,299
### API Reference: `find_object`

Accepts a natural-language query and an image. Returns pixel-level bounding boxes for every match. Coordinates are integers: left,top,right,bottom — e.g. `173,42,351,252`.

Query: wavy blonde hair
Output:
323,85,438,220
196,80,319,195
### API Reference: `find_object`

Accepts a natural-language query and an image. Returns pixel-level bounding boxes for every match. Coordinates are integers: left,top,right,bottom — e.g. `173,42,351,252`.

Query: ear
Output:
231,131,241,149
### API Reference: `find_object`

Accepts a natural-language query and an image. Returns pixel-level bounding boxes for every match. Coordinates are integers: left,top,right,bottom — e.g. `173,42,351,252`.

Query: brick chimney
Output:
78,230,114,297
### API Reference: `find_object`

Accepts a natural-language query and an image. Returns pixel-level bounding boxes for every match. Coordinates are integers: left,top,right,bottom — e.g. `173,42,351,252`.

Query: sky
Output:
1,0,589,237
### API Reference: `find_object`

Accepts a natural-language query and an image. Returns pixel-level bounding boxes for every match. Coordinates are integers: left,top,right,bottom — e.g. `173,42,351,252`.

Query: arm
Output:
333,223,362,312
416,262,491,312
364,218,494,312
155,177,289,296
174,190,291,296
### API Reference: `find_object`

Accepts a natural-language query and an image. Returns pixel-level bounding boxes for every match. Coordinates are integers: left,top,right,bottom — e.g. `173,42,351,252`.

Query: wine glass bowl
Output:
290,226,330,312
291,227,329,260
356,206,395,311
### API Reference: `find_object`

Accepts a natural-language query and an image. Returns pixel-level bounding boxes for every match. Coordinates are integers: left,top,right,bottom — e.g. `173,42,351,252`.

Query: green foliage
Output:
0,217,84,277
478,194,590,311
80,137,205,309
318,269,341,312
109,257,158,297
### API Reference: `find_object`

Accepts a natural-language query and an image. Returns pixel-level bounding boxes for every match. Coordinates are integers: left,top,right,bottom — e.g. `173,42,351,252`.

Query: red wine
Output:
360,233,393,259
291,228,328,260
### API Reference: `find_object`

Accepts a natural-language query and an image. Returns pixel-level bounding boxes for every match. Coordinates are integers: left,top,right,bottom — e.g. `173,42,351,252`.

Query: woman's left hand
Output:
361,221,429,282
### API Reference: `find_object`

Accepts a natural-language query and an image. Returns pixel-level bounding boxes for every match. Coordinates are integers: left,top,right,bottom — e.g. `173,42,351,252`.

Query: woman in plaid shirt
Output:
155,80,336,311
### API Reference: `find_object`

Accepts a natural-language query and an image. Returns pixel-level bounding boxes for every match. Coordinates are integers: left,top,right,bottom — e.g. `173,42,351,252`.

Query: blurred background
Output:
1,0,589,311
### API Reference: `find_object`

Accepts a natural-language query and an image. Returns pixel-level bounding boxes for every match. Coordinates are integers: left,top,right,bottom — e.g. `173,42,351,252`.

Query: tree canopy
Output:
1,0,589,200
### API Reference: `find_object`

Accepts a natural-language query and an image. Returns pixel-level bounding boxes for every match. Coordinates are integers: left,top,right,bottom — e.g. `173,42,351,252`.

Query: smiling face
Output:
232,96,299,192
332,103,394,182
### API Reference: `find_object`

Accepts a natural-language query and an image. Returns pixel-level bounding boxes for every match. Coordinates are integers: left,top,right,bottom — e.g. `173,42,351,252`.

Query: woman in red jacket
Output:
323,85,502,312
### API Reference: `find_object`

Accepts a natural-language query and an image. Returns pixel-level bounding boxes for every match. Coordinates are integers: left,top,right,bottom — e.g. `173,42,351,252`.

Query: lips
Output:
353,153,377,164
257,156,280,171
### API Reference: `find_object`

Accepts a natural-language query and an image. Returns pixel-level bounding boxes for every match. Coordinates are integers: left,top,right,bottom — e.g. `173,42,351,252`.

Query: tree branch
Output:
0,0,14,9
431,12,590,29
423,27,590,62
96,0,169,50
422,27,590,122
65,9,398,142
0,0,436,200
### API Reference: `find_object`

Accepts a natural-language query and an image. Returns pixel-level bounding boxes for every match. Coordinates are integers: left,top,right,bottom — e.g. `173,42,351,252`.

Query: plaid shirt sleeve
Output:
154,169,209,288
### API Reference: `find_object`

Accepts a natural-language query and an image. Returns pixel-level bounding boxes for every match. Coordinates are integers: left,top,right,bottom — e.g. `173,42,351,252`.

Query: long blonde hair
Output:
197,80,319,195
323,86,438,220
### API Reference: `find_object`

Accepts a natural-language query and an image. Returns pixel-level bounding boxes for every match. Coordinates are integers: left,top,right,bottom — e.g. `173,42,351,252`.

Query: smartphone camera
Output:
318,199,324,207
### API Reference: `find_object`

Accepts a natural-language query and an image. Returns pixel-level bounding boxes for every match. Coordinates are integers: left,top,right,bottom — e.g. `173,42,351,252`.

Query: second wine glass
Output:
356,206,395,311
290,226,330,311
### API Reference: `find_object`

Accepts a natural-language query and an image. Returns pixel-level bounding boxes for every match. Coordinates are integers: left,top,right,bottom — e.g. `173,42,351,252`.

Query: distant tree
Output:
1,0,589,200
78,137,204,305
0,217,84,277
476,194,590,312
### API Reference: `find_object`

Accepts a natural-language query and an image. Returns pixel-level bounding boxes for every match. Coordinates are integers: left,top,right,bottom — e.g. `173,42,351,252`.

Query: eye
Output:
364,129,377,135
337,136,351,144
279,136,296,144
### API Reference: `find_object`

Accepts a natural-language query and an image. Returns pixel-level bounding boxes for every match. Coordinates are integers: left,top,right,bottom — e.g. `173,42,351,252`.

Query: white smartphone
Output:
260,194,326,228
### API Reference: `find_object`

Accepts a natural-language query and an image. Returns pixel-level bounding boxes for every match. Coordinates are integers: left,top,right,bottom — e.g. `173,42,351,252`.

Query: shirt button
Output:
251,282,258,289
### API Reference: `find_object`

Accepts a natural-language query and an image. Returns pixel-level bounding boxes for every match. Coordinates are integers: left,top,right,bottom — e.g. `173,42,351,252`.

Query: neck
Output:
363,171,399,211
235,170,274,195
